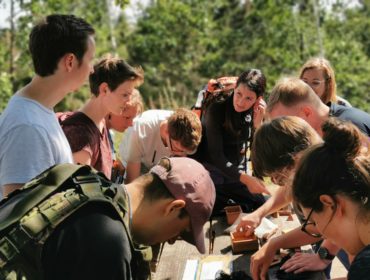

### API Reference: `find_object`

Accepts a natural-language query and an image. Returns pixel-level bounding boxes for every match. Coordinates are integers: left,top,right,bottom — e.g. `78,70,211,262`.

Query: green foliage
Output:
0,0,369,113
0,72,12,112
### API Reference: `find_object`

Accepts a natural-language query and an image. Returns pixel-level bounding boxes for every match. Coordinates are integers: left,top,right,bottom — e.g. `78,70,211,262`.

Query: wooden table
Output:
153,214,326,280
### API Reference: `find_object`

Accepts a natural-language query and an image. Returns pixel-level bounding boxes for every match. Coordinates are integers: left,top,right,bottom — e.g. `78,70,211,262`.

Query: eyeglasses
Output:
301,208,322,238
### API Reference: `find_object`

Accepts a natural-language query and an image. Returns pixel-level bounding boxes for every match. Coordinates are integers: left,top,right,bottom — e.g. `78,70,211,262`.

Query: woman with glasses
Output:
193,69,269,214
243,117,350,279
292,118,370,279
299,57,351,107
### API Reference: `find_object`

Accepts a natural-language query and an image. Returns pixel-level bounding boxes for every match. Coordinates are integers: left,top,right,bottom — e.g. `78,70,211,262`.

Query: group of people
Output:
0,13,369,280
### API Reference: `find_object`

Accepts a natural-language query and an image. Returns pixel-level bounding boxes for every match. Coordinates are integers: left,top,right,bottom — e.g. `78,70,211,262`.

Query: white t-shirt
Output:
119,110,173,169
0,95,73,193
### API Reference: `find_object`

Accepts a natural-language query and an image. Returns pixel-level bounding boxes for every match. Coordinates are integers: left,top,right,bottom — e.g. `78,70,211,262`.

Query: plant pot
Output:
230,232,259,254
224,205,242,225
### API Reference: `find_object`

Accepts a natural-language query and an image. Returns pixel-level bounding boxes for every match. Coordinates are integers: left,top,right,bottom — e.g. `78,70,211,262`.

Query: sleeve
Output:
0,125,56,186
123,126,143,164
42,205,133,280
203,103,241,180
62,122,92,153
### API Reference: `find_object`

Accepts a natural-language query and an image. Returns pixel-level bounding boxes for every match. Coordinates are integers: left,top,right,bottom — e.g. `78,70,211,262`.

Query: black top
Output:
194,94,252,182
329,102,370,136
348,245,370,280
42,203,146,280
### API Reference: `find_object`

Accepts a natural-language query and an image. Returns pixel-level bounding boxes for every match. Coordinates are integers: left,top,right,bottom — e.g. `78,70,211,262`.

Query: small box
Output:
230,232,259,254
224,205,242,225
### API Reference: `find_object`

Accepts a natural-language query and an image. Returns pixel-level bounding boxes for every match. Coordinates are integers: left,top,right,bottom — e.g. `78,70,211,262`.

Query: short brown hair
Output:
29,14,95,77
89,55,144,97
251,116,320,178
267,77,322,113
167,108,202,151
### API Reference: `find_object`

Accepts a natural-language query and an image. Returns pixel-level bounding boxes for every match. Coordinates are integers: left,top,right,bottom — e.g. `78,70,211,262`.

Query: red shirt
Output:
58,112,113,179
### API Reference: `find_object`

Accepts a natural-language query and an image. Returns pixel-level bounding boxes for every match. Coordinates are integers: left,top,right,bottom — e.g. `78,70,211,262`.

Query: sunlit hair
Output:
252,116,321,178
299,57,337,104
89,54,144,97
126,88,144,114
267,77,322,113
168,108,202,151
293,118,370,221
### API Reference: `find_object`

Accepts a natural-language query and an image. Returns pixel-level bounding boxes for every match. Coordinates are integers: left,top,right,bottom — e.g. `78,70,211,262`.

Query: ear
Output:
164,199,186,217
319,194,335,209
98,82,109,96
299,105,313,119
63,53,75,72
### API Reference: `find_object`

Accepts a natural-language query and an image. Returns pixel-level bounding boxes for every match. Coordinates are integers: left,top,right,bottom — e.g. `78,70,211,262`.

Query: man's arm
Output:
73,150,92,165
2,183,23,197
125,162,141,183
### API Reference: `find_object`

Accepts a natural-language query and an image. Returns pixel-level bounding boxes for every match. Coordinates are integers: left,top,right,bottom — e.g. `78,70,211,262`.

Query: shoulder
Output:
136,110,173,123
0,96,56,135
330,103,370,136
61,112,99,149
133,109,172,132
348,245,370,279
336,96,352,107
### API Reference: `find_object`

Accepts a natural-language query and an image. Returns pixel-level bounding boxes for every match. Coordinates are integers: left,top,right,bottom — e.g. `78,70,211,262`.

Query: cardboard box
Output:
230,232,259,253
224,205,242,225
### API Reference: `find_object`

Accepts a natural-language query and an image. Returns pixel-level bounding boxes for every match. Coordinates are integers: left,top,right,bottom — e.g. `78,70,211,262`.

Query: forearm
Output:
272,227,322,251
253,186,291,218
125,162,141,183
3,184,24,197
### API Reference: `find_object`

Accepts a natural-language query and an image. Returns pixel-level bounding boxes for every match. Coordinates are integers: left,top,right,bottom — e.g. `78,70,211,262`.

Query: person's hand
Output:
280,252,330,273
253,97,266,129
250,240,277,280
240,173,271,195
236,212,262,237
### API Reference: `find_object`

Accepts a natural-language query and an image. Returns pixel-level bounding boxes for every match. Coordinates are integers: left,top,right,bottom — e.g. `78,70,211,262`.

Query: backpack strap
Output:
0,164,90,232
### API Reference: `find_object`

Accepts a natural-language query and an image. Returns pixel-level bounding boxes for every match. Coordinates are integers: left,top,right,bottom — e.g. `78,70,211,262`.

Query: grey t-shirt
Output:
0,95,73,195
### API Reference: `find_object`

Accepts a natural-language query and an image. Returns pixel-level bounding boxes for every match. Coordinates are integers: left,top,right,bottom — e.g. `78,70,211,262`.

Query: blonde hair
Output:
299,57,337,104
126,88,144,114
267,77,322,113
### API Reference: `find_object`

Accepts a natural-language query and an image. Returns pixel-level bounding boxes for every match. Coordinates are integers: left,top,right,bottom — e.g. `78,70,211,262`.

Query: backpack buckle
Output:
0,236,19,267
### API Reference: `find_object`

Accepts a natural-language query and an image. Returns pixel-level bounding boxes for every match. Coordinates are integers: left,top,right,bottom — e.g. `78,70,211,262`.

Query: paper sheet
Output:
199,261,224,280
182,259,198,280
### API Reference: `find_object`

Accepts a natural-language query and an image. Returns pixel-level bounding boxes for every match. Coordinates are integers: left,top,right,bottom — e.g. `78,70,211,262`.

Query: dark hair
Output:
29,14,95,77
224,68,266,137
139,158,187,218
167,108,202,151
293,118,370,216
251,116,319,178
89,55,144,97
236,69,266,98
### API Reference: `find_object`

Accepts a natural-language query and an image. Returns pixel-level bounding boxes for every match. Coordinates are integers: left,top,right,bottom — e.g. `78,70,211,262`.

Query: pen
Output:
152,150,157,164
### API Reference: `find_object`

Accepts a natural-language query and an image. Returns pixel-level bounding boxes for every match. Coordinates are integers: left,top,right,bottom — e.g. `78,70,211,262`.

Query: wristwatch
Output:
318,246,335,260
